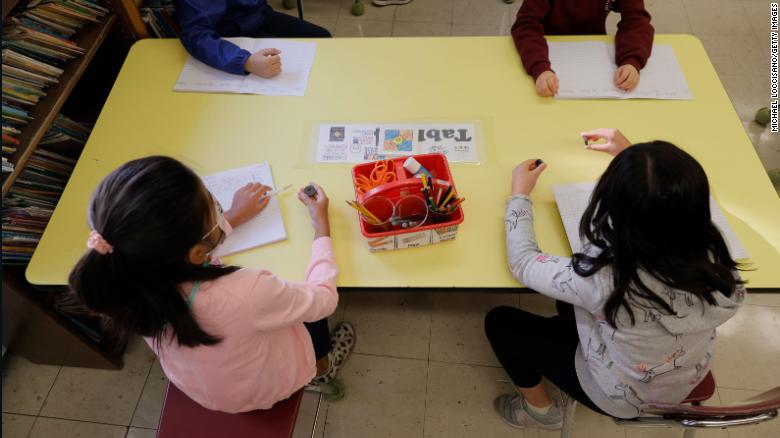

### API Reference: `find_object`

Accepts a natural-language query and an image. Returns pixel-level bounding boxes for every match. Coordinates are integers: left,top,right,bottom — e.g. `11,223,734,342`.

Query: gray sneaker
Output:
493,392,564,430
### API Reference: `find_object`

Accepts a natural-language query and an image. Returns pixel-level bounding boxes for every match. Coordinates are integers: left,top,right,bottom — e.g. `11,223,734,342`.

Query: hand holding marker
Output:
259,184,292,202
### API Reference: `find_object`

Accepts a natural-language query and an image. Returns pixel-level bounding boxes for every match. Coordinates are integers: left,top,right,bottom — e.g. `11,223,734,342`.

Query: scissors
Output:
356,160,396,194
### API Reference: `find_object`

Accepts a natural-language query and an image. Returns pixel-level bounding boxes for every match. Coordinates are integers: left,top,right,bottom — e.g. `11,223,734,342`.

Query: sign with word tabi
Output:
314,123,480,163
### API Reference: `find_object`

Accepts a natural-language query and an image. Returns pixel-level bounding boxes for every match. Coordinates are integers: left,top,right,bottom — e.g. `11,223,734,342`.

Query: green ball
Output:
282,0,295,9
324,379,346,401
351,1,364,16
755,107,770,126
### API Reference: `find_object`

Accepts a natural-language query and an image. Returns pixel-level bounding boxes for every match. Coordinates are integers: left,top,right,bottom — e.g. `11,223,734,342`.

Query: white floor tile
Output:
1,354,60,416
424,362,524,438
323,354,427,438
344,291,432,360
430,292,517,366
39,337,155,425
2,413,36,438
28,417,126,438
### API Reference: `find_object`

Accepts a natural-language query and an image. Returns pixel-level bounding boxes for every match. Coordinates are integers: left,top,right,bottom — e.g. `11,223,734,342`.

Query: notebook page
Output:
549,41,616,100
619,44,693,100
552,182,748,259
202,162,287,257
174,37,255,93
551,182,596,253
238,40,317,96
549,42,692,100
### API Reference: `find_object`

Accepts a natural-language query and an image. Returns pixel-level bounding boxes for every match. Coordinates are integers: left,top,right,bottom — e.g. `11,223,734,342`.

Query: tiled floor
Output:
3,0,780,437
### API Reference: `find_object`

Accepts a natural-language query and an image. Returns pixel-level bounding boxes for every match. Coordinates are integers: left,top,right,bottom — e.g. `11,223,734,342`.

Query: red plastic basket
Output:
351,153,464,251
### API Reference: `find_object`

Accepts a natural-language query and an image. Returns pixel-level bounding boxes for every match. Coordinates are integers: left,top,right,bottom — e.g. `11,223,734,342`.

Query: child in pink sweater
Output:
69,156,354,413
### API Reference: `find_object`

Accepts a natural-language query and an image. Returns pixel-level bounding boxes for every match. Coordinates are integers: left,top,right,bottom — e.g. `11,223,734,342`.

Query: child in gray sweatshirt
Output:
486,128,745,428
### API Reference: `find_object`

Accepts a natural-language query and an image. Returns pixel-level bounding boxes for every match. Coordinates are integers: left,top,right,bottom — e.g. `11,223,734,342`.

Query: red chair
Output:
156,383,304,438
560,372,780,438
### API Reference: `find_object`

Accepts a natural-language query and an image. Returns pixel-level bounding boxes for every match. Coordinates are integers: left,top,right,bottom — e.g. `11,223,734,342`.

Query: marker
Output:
532,159,543,170
583,135,589,146
303,184,318,199
438,186,453,208
448,197,465,211
259,184,292,200
440,189,456,208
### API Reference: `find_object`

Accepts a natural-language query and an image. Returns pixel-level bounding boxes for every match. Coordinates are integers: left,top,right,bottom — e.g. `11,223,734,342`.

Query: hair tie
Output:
87,230,114,255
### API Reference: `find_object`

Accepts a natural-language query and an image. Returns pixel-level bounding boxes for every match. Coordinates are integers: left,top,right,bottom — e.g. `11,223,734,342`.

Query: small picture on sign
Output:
382,129,413,152
329,126,346,142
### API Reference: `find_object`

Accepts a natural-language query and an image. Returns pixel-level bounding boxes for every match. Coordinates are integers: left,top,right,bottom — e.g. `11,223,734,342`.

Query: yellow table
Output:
28,35,780,288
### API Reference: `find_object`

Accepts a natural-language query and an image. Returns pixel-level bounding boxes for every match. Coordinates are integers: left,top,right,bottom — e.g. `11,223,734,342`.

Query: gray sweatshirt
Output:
505,195,744,418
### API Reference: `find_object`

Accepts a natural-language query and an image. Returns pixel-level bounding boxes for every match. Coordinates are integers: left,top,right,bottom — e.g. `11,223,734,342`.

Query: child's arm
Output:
244,236,339,330
505,160,606,311
176,0,252,75
511,0,555,83
614,0,654,89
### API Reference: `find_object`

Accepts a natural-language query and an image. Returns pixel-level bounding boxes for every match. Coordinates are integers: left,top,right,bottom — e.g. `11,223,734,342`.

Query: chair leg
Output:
560,398,578,438
682,429,697,438
297,0,304,20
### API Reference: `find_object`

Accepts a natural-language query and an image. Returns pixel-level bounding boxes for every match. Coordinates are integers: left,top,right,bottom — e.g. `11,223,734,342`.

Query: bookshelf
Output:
2,14,116,197
2,1,125,369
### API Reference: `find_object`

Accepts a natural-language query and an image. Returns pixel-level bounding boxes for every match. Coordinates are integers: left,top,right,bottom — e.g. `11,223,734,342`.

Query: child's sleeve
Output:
614,0,655,70
510,0,553,80
505,195,606,312
175,0,251,75
244,237,339,331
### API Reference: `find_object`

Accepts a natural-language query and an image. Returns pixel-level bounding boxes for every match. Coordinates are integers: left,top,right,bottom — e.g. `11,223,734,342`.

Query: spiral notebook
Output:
202,162,287,257
552,182,748,259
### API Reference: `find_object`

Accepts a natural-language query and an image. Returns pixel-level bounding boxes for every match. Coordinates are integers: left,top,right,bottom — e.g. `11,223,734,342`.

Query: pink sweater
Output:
145,237,338,413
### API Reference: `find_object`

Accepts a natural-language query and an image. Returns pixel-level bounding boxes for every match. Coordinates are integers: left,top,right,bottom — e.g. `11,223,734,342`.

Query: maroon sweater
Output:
511,0,654,80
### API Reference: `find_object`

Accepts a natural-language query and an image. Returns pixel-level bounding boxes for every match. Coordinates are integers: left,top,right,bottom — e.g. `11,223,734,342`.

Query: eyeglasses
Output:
201,194,227,246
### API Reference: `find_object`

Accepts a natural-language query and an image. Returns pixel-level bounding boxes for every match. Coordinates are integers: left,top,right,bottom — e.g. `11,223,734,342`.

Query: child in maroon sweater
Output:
512,0,654,97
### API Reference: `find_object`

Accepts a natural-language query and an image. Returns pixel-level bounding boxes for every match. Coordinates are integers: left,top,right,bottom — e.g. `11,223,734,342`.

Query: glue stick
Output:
403,157,433,179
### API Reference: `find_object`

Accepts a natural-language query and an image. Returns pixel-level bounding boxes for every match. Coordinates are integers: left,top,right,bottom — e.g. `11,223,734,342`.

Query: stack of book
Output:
41,112,91,146
1,114,88,265
141,0,179,38
1,0,108,178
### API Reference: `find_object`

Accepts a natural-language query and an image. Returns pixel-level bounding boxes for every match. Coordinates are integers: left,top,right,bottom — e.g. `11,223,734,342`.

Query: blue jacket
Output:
175,0,269,75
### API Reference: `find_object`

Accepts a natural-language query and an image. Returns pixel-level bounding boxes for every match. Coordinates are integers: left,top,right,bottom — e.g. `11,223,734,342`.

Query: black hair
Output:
68,156,239,347
572,141,744,327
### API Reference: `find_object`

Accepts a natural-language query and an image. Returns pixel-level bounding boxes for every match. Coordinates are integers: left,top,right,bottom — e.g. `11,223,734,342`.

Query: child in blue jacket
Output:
176,0,330,77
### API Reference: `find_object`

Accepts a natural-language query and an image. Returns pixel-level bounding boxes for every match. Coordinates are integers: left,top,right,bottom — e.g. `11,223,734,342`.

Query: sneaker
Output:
372,0,413,6
310,322,355,385
493,392,564,430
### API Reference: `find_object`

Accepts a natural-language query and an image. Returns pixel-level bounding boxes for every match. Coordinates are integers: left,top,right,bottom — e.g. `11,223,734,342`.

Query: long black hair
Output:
69,156,239,347
572,141,744,327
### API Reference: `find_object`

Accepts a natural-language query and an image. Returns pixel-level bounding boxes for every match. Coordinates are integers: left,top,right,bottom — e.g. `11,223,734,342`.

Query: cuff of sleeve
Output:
312,236,333,255
222,217,234,236
507,194,532,204
618,57,644,71
529,62,553,81
227,49,252,76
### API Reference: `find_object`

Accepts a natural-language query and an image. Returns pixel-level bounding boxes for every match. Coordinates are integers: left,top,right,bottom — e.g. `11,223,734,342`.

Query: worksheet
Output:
175,38,316,96
552,182,748,259
548,42,693,100
202,162,287,256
